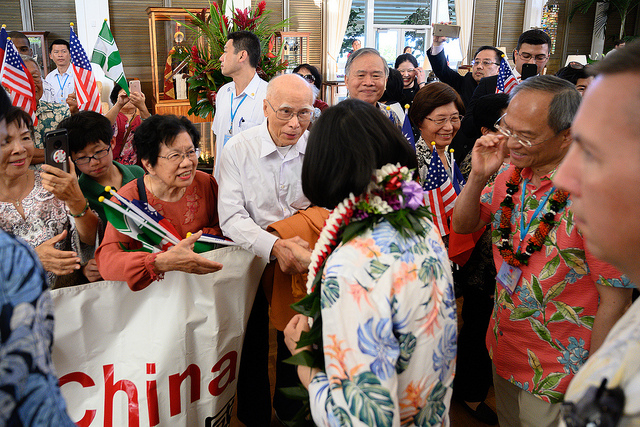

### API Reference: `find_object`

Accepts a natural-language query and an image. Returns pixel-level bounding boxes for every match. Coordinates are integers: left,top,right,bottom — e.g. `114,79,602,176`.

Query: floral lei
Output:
282,163,431,425
498,167,568,267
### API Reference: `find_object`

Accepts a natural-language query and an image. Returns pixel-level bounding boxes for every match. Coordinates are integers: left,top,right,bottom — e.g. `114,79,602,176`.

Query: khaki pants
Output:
492,363,562,427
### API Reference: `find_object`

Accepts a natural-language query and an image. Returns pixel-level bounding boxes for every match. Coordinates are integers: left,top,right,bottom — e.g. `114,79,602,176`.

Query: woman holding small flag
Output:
95,114,223,291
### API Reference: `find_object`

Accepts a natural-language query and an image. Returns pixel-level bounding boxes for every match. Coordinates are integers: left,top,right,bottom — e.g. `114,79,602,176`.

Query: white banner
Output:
51,246,267,427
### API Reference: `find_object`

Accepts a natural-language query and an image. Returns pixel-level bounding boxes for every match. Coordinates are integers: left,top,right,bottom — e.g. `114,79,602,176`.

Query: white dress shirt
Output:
217,121,311,260
42,68,74,105
212,73,268,181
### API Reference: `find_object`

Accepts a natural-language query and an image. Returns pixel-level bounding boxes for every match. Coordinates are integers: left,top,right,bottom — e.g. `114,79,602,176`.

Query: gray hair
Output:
20,54,40,73
345,47,389,79
511,75,581,134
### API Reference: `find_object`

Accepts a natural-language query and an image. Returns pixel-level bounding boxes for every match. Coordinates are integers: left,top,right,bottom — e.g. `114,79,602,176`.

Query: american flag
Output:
496,55,518,94
69,25,101,112
423,145,457,236
0,37,37,126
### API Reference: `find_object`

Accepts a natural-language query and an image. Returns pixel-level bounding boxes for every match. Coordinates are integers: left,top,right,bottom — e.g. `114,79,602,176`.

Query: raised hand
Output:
34,230,81,275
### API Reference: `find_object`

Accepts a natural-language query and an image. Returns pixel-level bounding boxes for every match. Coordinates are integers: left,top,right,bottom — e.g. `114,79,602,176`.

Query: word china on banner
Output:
51,246,267,427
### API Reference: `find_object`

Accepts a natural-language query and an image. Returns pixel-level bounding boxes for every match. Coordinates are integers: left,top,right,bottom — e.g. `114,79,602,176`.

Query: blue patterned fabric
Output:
0,231,75,426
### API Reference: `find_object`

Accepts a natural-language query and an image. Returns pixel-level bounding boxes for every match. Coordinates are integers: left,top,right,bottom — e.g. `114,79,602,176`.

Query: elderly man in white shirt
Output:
217,73,314,425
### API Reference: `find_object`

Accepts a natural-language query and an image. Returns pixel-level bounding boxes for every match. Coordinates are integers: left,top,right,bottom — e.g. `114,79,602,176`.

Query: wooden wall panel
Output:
471,0,498,53
3,0,24,33
289,0,323,70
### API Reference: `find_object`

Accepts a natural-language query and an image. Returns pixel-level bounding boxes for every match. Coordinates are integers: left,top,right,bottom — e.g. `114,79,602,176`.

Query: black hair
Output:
302,99,417,208
57,111,114,153
472,93,510,133
613,39,625,48
110,83,125,105
49,39,70,53
292,64,322,90
394,53,419,69
555,65,590,85
409,82,465,127
473,46,503,64
133,115,200,167
516,29,552,51
0,88,11,122
379,68,404,104
5,105,33,131
228,31,261,69
7,31,29,44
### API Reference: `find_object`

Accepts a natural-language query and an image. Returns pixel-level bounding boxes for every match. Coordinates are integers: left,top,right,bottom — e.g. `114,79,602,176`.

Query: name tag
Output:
496,262,522,294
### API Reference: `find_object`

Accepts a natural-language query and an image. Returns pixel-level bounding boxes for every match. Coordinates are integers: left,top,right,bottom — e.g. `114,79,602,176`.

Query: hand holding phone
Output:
44,129,69,173
129,80,141,94
521,63,538,80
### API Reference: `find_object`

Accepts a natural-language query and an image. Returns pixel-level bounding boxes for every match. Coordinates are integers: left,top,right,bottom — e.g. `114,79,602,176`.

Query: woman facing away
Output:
283,99,457,426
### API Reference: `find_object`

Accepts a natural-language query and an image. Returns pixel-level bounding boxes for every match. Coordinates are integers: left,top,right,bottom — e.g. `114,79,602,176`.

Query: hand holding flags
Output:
0,26,38,126
91,20,129,96
69,23,101,112
423,142,457,236
496,54,518,94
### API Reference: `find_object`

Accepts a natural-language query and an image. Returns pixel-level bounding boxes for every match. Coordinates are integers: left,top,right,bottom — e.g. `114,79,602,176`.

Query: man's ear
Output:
238,50,247,64
263,99,269,118
481,126,491,136
560,128,573,149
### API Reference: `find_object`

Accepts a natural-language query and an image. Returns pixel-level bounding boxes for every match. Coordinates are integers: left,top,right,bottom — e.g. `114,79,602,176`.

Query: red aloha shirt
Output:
479,164,630,403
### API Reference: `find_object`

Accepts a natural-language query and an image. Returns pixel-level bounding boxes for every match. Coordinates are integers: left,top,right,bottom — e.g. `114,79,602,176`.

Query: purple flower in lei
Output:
401,180,423,210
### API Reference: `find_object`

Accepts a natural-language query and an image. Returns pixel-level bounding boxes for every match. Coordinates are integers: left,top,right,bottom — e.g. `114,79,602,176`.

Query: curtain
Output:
323,0,352,81
455,0,474,63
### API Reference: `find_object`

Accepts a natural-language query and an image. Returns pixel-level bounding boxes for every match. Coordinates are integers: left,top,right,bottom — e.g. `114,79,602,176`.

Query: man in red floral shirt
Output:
452,75,632,426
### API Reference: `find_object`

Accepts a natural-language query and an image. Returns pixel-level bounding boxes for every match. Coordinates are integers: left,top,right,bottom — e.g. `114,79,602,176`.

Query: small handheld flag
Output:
91,20,129,95
0,25,7,66
69,23,101,112
423,143,457,236
402,104,415,150
496,54,518,94
0,36,38,126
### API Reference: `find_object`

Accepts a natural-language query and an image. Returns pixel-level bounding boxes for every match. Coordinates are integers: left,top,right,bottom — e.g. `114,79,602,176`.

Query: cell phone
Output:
433,24,461,39
129,80,141,94
521,63,538,80
44,129,69,173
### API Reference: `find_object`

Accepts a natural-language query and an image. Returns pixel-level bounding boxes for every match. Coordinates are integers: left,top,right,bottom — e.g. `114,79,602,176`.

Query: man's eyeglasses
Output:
296,73,315,83
157,148,200,164
494,113,558,147
517,51,549,63
266,100,313,122
73,145,111,165
425,115,463,126
471,59,499,67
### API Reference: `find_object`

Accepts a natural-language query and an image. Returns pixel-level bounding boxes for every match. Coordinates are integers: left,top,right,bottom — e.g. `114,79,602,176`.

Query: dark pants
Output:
273,330,304,422
453,284,495,402
236,287,271,426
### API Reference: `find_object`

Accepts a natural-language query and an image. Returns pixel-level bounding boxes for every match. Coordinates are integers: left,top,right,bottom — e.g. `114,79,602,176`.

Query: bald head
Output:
263,74,315,147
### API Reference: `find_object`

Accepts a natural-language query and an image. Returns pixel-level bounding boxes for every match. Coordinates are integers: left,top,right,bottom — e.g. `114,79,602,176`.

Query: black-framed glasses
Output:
494,113,558,147
296,73,315,83
471,59,499,67
266,100,313,122
425,115,462,126
517,51,549,63
73,145,111,165
157,148,200,164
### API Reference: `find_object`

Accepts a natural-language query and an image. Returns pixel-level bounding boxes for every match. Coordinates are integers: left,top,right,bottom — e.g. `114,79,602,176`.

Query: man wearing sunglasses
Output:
57,111,145,282
218,73,317,425
452,75,631,426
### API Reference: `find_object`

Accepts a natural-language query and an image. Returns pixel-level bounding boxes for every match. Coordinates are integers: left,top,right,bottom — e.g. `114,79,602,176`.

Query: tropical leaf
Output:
580,315,595,329
528,317,553,345
559,248,588,275
396,332,417,374
417,256,444,283
528,349,543,385
321,278,340,309
539,389,565,404
510,307,538,320
342,371,395,426
413,400,447,426
368,259,390,280
547,311,566,324
552,301,581,325
331,406,353,427
565,209,575,236
544,279,566,304
539,255,561,281
538,372,567,392
531,276,544,305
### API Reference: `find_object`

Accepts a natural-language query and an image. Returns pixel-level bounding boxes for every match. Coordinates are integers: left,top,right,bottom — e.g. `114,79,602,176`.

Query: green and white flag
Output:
91,20,129,95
